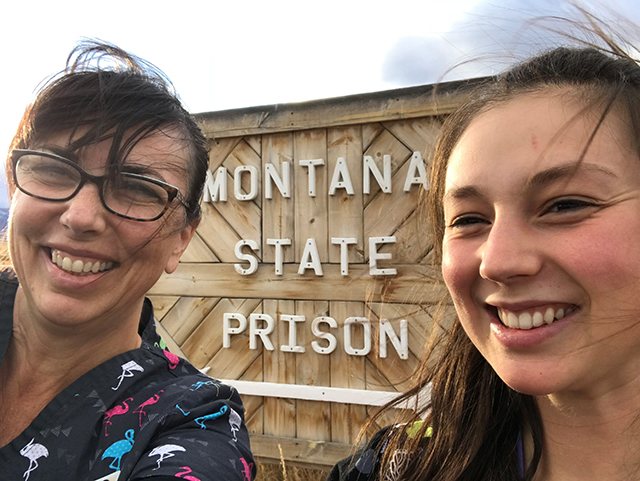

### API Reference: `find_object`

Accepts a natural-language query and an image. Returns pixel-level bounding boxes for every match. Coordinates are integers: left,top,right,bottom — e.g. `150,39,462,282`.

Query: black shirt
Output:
0,273,255,481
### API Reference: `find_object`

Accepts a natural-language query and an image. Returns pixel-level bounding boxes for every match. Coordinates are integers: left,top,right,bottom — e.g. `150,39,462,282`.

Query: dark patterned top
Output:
327,424,432,481
328,422,525,481
0,274,255,481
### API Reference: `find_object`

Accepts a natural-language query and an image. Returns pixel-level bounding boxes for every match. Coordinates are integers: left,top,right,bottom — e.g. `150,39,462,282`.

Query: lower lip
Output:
490,310,575,349
44,249,110,288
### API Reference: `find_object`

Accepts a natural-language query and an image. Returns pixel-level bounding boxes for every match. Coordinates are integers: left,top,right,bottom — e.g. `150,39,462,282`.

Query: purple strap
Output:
517,432,524,478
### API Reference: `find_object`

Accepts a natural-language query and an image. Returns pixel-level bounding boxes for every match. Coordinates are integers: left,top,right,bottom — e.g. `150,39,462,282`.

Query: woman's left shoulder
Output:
327,421,432,481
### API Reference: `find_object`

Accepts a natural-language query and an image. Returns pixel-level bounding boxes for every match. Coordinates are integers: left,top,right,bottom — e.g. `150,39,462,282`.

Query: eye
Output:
543,197,596,214
447,215,488,229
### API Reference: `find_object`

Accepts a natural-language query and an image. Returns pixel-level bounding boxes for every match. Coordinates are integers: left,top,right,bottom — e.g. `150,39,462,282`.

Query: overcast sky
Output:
1,0,639,209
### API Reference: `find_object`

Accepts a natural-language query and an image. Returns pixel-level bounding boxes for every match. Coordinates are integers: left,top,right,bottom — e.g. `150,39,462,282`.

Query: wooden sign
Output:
147,80,478,469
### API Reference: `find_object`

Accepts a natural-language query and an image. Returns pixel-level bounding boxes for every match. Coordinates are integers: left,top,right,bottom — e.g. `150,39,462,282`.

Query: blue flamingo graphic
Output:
102,429,135,470
194,405,228,429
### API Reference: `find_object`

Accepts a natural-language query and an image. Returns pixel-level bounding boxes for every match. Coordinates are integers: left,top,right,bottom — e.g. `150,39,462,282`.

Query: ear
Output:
164,219,199,274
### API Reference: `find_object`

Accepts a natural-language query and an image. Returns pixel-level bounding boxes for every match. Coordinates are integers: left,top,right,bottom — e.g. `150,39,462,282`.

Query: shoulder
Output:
327,421,432,481
0,267,18,297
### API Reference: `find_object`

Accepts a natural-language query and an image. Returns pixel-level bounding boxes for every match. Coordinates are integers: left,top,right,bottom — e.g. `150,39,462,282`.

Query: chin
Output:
492,364,565,397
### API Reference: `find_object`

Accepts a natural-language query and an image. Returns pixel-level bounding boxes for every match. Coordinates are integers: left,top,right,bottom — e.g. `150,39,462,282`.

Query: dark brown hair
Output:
360,15,640,481
7,40,209,224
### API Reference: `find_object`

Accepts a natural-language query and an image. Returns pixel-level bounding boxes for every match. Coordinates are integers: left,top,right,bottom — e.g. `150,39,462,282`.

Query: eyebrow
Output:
36,144,79,162
444,161,618,202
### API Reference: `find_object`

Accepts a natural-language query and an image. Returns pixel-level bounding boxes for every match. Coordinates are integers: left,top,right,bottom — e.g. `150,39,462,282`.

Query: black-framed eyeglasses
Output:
11,149,184,222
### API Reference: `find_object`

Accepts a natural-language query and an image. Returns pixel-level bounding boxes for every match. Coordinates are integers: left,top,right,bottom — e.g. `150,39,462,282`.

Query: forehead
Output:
444,92,636,195
36,127,190,175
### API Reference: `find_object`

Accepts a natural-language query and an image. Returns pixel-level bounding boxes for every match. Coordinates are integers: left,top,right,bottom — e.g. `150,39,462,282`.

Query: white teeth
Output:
497,305,575,330
50,249,114,276
532,312,544,328
518,312,533,330
544,307,555,324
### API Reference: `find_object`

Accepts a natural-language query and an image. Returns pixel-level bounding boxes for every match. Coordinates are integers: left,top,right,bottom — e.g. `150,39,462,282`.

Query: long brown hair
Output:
360,12,640,481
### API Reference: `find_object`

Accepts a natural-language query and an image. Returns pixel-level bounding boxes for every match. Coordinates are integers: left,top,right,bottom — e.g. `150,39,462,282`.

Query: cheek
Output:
441,239,478,303
558,226,640,295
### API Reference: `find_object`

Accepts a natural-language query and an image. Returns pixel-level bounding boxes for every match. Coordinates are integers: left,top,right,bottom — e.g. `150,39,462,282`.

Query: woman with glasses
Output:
0,43,255,481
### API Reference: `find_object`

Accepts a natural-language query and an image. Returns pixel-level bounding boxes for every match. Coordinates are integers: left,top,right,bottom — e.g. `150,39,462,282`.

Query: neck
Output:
534,377,640,481
3,288,143,394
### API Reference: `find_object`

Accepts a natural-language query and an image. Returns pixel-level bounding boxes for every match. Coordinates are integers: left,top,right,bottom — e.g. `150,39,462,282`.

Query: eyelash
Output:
543,197,596,214
447,215,487,229
447,197,597,229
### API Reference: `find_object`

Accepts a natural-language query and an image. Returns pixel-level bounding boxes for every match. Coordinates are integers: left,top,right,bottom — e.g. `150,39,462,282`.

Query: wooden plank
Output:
263,299,297,438
251,434,352,470
180,231,219,263
148,295,180,321
382,117,442,154
365,357,397,393
294,129,328,261
365,307,420,392
159,296,220,345
364,156,421,248
362,123,384,151
246,404,264,436
208,137,241,170
327,126,364,264
196,203,243,262
204,301,263,379
379,208,433,264
149,263,448,304
210,185,262,245
330,301,367,444
245,135,261,157
362,128,411,202
194,79,484,138
222,139,263,209
296,301,331,442
368,302,433,359
181,298,262,369
240,355,264,435
263,133,295,263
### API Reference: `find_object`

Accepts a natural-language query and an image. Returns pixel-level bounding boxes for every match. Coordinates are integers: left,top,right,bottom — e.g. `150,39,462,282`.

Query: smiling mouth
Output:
50,249,114,275
491,305,577,330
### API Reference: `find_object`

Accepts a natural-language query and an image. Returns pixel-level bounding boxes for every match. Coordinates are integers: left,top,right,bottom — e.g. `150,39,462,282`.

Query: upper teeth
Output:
497,306,574,330
51,249,113,275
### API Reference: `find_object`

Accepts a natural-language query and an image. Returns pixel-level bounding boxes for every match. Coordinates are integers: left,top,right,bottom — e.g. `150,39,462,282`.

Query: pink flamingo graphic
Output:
148,444,186,470
103,397,134,436
20,439,48,481
240,457,254,481
133,390,164,427
163,350,180,369
175,466,201,480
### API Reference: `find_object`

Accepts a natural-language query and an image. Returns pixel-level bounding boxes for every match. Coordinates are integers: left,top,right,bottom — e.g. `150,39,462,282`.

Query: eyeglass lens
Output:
15,153,171,221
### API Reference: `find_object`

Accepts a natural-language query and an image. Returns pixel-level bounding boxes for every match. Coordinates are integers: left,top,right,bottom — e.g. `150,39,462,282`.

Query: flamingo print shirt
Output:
0,275,256,481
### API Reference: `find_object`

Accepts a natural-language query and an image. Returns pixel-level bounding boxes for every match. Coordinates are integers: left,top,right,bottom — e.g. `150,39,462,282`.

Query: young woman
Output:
0,43,255,480
329,24,640,481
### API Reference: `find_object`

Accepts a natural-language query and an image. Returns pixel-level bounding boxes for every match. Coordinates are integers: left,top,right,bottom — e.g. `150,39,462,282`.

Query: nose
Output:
59,184,107,235
478,215,542,283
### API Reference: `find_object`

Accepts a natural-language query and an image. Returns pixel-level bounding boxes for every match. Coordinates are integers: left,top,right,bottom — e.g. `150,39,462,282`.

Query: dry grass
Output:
257,461,330,481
